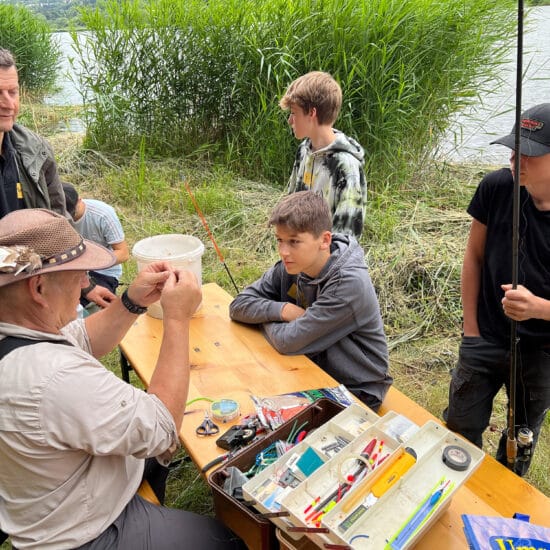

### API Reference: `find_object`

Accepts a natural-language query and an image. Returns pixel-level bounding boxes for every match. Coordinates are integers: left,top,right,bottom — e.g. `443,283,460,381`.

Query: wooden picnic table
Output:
120,283,550,549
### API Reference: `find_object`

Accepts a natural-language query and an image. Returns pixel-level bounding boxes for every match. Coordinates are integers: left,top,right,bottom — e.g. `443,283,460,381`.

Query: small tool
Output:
201,452,230,473
389,478,452,549
304,438,379,524
338,447,418,533
196,411,220,436
342,447,417,514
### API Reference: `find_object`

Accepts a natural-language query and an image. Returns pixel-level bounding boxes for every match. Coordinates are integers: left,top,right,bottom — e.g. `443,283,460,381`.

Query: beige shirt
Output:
0,320,178,549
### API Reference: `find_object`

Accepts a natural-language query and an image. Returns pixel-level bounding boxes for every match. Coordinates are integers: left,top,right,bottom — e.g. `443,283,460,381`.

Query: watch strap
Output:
81,280,97,298
121,289,148,315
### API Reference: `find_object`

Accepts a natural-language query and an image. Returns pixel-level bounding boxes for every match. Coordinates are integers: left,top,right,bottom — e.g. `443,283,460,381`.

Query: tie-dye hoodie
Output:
286,129,367,238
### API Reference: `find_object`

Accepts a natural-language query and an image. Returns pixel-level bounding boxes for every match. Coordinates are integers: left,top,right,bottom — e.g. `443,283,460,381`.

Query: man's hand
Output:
160,269,202,320
281,302,306,322
126,261,173,307
86,285,117,308
501,284,550,321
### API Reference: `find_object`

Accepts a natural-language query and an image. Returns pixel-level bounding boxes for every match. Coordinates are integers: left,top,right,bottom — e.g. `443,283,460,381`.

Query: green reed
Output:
74,0,516,190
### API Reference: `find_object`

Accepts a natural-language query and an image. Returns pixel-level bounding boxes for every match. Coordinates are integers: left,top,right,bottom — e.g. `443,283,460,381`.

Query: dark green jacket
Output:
9,124,67,217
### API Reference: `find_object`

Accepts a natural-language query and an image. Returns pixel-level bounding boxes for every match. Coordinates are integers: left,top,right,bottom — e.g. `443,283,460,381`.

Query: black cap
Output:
490,103,550,157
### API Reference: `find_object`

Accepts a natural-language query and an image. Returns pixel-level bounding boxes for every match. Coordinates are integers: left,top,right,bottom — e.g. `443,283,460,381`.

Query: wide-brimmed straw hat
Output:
0,209,115,288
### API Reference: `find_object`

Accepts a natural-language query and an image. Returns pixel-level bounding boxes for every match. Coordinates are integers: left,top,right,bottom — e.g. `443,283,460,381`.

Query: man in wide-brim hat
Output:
0,209,244,549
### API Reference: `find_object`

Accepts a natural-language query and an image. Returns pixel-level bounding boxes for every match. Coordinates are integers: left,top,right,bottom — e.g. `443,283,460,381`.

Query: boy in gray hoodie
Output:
280,71,367,238
229,191,391,411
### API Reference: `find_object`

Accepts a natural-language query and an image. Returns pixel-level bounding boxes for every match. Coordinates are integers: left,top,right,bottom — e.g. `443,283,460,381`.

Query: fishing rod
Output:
183,178,240,295
506,0,524,471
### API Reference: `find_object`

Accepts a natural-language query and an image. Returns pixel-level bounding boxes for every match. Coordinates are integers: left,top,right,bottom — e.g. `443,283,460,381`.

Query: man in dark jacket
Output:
0,48,67,218
0,48,114,306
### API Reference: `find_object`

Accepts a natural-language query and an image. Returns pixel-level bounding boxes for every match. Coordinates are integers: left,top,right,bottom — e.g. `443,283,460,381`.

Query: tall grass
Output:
0,4,60,95
55,143,547,499
73,0,516,190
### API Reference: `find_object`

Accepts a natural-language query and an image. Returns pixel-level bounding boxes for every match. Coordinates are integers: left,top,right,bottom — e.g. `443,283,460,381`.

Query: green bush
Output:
74,0,516,189
0,4,60,95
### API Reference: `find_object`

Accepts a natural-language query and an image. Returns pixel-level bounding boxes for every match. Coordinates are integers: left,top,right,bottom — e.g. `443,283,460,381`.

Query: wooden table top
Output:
120,283,550,548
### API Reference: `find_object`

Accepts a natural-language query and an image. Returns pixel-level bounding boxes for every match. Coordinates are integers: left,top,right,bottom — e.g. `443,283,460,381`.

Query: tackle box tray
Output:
209,398,483,549
287,420,484,548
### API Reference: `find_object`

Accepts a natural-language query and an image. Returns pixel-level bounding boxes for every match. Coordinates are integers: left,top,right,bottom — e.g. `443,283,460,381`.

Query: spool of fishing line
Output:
210,399,240,423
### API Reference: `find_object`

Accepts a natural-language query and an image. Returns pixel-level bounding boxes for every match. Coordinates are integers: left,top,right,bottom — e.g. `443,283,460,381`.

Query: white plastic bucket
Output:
132,234,205,319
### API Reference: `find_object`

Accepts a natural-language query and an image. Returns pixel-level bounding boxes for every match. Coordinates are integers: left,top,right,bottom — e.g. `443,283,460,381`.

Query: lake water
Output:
437,6,550,164
46,6,550,164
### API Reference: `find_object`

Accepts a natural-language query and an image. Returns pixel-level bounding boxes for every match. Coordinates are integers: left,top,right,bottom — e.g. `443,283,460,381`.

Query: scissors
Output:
196,411,220,436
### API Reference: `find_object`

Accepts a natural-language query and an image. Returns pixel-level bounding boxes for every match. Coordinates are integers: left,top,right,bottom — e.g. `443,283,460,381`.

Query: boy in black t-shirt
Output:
444,103,550,476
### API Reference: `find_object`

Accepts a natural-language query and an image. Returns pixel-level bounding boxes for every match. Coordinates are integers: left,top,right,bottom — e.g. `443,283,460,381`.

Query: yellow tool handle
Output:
371,448,417,497
341,447,411,514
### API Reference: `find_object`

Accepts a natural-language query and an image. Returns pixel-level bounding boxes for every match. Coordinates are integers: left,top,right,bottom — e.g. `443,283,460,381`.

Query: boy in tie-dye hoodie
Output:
280,71,367,238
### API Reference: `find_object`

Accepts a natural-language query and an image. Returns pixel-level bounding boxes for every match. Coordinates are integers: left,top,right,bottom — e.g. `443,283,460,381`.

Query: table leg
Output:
119,347,133,383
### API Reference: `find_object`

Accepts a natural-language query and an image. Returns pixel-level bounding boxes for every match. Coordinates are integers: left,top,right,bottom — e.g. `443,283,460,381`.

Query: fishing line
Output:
182,177,240,294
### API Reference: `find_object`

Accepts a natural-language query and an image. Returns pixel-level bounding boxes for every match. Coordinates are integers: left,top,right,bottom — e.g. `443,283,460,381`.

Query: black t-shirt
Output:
0,132,25,218
468,167,550,348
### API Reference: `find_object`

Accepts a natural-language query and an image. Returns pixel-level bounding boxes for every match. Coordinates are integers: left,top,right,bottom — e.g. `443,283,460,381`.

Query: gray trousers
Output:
75,459,246,549
75,494,246,550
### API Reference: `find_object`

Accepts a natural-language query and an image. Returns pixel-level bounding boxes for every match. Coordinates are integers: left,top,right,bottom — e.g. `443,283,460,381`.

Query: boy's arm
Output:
461,218,486,336
330,160,366,238
263,274,376,355
101,205,128,265
111,240,129,265
229,264,287,323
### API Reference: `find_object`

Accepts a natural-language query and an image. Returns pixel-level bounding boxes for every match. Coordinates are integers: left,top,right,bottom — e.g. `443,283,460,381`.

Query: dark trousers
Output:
74,458,246,549
444,335,550,476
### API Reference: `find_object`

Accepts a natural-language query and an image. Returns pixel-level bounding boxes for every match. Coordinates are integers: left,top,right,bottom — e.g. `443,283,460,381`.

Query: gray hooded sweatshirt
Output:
287,129,367,238
229,234,391,407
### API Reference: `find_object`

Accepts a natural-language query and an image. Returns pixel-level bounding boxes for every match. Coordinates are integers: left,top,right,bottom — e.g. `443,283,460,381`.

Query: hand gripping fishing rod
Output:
506,0,524,471
183,178,240,295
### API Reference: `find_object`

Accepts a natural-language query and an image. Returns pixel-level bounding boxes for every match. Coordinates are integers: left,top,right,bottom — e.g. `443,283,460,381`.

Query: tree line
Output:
0,0,97,30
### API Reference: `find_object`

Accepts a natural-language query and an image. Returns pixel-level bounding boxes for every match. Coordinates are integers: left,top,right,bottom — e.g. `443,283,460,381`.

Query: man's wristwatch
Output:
121,289,148,315
81,280,96,298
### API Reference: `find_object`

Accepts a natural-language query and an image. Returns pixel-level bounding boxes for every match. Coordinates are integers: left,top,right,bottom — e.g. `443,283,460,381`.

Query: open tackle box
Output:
209,399,484,549
208,398,362,549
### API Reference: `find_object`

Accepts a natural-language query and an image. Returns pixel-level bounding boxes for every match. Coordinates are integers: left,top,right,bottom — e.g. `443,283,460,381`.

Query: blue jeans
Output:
444,336,550,476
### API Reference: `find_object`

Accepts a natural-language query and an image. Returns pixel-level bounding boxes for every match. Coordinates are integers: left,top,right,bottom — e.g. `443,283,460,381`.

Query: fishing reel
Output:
516,427,534,463
216,424,257,451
